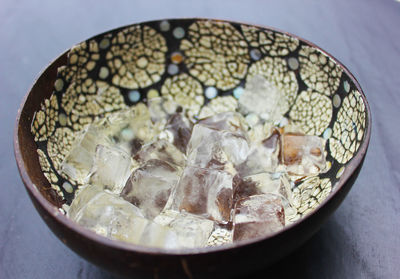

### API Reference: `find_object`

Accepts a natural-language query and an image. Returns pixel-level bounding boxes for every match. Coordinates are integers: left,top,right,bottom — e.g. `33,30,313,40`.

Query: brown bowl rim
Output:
14,17,372,256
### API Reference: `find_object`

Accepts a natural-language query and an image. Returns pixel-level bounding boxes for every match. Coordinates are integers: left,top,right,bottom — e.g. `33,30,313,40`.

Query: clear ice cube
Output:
167,166,234,223
88,145,133,194
68,184,180,248
68,184,146,243
61,123,113,184
187,124,249,172
165,113,193,153
233,194,285,241
239,75,284,123
234,172,298,222
154,210,215,248
241,173,281,196
121,159,181,219
139,221,180,249
232,174,262,203
281,133,326,175
237,130,280,176
134,139,186,168
61,105,160,184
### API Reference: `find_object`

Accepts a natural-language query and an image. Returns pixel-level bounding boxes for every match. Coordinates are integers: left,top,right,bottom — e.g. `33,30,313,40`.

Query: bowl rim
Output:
14,17,372,256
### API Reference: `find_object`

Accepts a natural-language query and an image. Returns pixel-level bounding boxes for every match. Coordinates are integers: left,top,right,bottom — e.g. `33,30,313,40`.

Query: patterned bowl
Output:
14,18,371,278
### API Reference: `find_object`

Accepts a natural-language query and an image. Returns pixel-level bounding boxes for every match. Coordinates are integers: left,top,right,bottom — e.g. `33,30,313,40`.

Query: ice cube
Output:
61,123,113,184
107,104,165,154
69,184,180,248
187,124,249,172
97,109,144,156
235,172,298,222
102,108,134,142
68,184,147,243
235,171,292,203
154,210,215,248
121,159,181,219
281,133,326,175
239,75,284,123
247,122,273,143
198,111,248,138
233,194,285,241
237,130,280,177
139,221,181,249
134,139,186,168
165,113,193,153
129,138,144,156
232,174,262,203
88,145,133,194
243,173,281,195
167,166,234,223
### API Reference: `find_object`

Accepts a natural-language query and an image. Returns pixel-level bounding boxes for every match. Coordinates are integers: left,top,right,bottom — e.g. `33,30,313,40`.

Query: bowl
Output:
14,18,371,278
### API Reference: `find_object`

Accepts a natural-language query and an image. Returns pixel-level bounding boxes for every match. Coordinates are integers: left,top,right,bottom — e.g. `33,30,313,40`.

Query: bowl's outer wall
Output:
15,23,370,278
23,152,365,278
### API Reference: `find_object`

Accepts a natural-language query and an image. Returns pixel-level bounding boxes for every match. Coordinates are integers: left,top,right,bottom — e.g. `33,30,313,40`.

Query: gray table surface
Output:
1,0,399,278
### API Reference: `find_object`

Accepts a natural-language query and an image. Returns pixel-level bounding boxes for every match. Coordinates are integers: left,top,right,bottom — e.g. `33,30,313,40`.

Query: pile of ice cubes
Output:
63,75,327,249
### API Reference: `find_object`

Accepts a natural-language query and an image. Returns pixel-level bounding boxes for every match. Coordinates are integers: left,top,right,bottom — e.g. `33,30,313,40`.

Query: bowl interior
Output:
24,18,369,234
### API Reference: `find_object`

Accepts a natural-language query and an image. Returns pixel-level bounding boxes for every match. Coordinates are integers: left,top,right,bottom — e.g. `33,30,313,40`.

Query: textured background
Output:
1,0,399,278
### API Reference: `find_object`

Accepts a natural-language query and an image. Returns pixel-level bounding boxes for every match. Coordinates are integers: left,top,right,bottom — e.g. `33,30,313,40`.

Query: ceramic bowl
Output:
14,18,371,278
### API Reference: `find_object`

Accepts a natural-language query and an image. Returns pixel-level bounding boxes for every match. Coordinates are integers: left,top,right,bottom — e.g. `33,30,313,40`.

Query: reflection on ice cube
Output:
237,130,280,177
68,184,180,248
134,139,186,168
154,210,215,248
187,124,249,171
167,166,234,223
88,145,133,194
165,113,193,153
121,159,181,219
198,111,248,137
233,194,285,241
61,123,113,184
